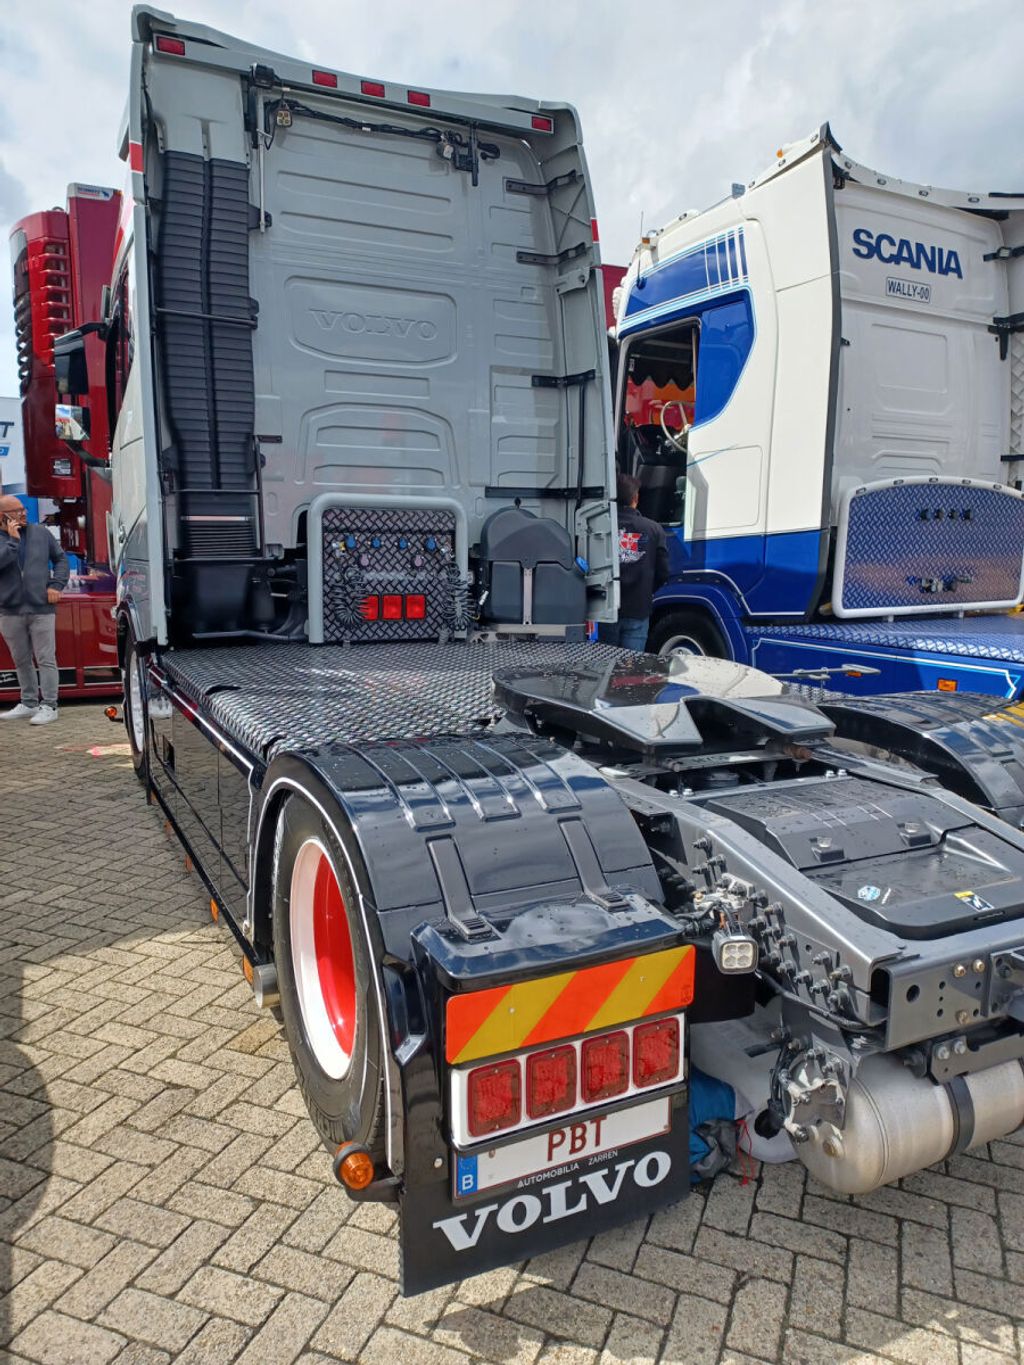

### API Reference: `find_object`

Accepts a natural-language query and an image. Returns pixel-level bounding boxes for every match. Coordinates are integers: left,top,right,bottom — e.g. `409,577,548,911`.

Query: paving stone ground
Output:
2,702,1024,1364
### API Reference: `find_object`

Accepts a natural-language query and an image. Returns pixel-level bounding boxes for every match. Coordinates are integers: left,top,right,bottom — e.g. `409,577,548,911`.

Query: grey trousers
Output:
0,613,58,708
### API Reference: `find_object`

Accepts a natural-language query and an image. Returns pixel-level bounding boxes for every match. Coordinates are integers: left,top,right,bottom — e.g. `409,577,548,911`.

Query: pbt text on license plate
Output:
454,1096,670,1199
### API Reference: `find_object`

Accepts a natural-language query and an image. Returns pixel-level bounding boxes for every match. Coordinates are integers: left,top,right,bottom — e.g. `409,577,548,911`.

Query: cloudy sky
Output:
1,0,1022,396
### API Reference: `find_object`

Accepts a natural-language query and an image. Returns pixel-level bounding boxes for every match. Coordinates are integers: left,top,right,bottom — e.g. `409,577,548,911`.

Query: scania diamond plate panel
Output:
162,639,626,758
834,479,1024,618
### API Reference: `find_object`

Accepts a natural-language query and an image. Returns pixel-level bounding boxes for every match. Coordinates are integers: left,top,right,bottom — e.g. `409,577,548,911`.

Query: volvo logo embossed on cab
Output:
310,309,439,340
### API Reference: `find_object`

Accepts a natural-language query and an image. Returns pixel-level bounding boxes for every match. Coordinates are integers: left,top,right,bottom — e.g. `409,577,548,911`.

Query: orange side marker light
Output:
333,1143,375,1190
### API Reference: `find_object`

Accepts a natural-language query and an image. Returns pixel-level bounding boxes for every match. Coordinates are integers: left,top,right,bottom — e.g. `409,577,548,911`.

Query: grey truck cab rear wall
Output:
121,6,617,645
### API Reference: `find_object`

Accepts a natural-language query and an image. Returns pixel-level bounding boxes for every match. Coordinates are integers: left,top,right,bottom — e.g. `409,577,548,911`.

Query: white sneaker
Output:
29,705,58,726
1,702,37,720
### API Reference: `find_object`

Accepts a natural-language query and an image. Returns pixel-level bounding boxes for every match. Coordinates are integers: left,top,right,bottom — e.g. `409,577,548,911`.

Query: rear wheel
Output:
648,609,728,660
272,796,385,1157
123,634,149,783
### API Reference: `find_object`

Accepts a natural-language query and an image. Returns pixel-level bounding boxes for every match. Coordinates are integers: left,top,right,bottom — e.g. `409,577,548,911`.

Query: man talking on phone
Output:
0,494,69,725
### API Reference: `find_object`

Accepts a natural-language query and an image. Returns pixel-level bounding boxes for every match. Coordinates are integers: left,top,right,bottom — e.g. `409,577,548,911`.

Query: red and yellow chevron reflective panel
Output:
445,944,695,1064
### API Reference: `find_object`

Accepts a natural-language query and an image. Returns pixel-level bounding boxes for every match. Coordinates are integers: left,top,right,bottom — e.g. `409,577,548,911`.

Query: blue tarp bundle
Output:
689,1065,737,1181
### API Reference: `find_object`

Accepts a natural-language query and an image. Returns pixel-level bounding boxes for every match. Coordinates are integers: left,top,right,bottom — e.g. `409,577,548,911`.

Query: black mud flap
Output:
399,1090,689,1295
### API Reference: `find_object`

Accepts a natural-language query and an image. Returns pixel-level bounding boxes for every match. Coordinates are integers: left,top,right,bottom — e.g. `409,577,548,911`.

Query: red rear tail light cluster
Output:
526,1045,576,1119
360,594,428,622
633,1018,680,1088
456,1015,684,1144
468,1060,520,1137
581,1031,630,1103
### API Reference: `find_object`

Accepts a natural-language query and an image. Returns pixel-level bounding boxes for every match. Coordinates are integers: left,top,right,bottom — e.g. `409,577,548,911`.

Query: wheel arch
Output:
249,757,402,1173
115,600,154,670
251,760,377,951
649,584,749,662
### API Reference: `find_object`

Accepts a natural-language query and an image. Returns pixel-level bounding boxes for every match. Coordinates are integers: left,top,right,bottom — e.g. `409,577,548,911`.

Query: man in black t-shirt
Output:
597,473,669,651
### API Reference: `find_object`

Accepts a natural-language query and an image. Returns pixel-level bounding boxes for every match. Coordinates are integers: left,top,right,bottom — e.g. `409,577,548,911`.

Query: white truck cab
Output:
615,125,1024,697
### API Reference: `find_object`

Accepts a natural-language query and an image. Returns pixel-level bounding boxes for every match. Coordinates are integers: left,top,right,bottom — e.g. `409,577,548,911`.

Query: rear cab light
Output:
154,35,186,56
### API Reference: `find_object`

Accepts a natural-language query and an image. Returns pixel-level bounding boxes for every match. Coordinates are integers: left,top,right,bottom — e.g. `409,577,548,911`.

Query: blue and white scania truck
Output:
52,21,1024,1295
614,126,1024,699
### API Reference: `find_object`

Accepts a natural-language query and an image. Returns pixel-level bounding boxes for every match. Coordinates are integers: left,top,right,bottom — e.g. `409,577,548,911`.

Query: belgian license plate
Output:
454,1096,671,1199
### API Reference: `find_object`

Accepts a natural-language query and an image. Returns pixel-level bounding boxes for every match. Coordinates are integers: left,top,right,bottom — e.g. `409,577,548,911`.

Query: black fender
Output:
250,731,689,1293
115,599,154,669
823,691,1024,829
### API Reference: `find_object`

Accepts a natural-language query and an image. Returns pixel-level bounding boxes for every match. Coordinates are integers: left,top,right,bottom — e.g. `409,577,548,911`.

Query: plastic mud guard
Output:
823,691,1024,827
260,733,692,1294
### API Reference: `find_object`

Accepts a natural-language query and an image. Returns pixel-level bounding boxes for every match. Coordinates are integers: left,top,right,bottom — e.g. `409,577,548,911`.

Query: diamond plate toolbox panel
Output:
321,506,464,643
835,480,1024,617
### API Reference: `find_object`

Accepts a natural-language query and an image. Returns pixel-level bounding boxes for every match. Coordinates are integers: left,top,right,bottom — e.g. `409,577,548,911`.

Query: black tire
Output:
648,609,728,660
123,634,149,783
272,795,385,1158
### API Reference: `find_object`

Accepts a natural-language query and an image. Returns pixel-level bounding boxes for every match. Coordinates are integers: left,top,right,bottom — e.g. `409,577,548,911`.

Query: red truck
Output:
3,183,122,700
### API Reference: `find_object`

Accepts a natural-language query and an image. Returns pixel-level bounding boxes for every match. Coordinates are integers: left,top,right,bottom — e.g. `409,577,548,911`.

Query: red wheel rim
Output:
290,838,357,1078
312,848,356,1057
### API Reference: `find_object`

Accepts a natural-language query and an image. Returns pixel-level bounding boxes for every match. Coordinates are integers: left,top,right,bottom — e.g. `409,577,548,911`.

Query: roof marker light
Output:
407,90,431,107
361,80,386,98
312,70,338,88
155,35,186,56
532,114,553,132
591,218,600,243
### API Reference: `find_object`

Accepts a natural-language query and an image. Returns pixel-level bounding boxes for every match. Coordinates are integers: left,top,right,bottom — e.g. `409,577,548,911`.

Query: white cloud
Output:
1,0,1021,395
